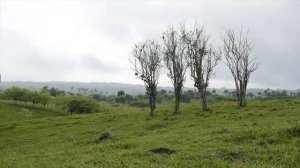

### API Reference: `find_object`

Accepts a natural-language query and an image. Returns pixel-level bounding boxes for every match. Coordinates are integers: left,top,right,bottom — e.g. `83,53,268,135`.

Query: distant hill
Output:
0,81,174,95
0,81,298,96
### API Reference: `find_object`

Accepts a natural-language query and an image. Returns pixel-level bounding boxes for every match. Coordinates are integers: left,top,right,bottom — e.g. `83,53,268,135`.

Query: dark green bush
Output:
129,100,149,108
211,95,236,101
64,96,99,114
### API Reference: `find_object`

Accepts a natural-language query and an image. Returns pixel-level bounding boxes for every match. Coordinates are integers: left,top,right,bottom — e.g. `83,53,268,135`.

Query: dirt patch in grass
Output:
212,128,230,134
98,132,113,141
257,138,278,147
145,123,168,131
149,147,176,154
270,108,278,111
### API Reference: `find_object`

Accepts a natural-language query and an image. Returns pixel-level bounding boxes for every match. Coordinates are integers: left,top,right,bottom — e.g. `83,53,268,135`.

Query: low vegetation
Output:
61,96,98,114
1,99,300,167
4,86,51,107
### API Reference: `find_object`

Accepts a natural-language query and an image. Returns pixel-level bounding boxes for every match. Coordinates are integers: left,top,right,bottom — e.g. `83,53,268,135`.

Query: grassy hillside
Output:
1,99,300,167
0,101,65,124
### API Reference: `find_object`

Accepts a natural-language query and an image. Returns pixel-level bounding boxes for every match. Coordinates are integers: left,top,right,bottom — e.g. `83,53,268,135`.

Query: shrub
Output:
64,96,99,114
129,100,149,108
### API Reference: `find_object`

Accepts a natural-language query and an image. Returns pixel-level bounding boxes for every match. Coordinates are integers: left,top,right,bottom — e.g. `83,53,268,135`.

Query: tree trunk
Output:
150,88,156,116
241,88,246,107
153,90,157,110
198,87,208,111
238,94,243,107
236,84,242,107
200,94,208,111
175,96,180,113
174,86,181,114
148,87,156,116
149,96,154,116
237,87,247,107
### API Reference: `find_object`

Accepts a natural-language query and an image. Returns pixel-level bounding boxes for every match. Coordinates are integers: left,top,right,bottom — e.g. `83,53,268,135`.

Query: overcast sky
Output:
0,0,299,89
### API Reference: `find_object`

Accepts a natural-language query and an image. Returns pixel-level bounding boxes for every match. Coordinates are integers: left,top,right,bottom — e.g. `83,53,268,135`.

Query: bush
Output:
129,100,149,108
64,96,100,114
210,95,236,101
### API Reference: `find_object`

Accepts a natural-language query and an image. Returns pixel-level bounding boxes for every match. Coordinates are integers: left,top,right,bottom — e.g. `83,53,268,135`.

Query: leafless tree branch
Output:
162,26,188,113
131,40,162,115
181,24,220,111
220,27,259,107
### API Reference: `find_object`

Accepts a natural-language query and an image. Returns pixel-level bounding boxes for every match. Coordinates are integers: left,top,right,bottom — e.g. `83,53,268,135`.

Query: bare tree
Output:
162,27,188,113
131,40,161,116
181,25,220,111
220,28,259,107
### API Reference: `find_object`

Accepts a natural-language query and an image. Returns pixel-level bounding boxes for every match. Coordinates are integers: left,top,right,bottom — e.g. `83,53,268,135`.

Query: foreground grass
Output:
0,99,300,167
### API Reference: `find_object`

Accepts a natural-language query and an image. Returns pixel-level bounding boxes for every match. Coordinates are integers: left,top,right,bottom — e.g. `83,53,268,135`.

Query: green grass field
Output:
1,99,300,167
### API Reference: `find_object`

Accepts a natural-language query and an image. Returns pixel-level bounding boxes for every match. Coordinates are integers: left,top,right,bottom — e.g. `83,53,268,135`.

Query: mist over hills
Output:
0,81,166,95
0,81,299,96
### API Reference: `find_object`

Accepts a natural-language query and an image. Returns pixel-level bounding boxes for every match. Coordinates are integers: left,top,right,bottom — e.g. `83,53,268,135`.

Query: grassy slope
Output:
0,99,300,167
0,102,65,124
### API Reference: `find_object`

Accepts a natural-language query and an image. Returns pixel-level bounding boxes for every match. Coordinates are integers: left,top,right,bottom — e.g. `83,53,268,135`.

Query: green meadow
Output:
1,99,300,167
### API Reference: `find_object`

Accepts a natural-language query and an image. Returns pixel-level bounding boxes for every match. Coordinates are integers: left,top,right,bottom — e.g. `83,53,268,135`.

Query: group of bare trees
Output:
131,23,258,116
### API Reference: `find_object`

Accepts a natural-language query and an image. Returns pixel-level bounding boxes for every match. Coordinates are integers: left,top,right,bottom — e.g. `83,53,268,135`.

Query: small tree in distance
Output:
117,90,125,97
224,89,228,96
220,27,259,107
116,90,125,104
131,40,162,116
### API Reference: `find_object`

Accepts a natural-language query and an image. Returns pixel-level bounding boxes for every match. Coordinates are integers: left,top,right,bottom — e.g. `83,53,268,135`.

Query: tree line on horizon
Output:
0,84,298,115
132,23,259,116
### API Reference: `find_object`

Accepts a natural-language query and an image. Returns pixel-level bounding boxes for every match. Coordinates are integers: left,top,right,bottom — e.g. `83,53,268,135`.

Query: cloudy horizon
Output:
0,0,299,89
